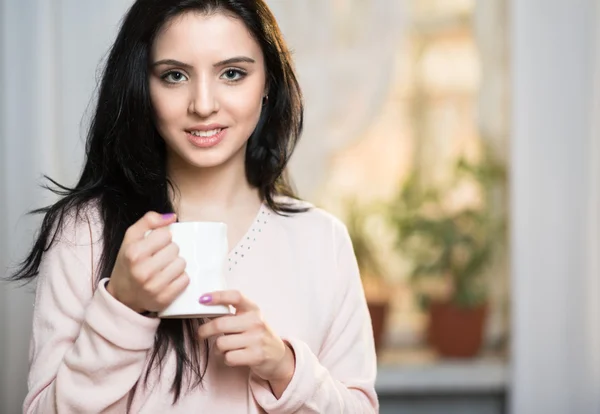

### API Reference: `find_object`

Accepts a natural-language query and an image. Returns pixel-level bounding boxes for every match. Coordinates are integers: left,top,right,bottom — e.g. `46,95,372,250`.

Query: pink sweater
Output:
24,201,378,413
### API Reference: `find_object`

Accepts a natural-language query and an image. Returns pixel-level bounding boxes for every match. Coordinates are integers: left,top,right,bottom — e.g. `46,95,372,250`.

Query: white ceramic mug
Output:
157,221,232,319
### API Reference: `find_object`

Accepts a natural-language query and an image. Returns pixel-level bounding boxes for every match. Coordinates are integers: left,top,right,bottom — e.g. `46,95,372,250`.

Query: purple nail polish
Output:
199,294,212,304
162,213,175,220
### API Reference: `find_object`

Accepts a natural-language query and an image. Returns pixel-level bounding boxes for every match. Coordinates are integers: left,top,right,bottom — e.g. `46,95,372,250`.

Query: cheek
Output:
223,87,263,126
150,84,187,129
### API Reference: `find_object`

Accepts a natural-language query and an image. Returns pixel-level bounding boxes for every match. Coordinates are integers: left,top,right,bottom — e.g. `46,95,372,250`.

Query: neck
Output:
166,151,261,221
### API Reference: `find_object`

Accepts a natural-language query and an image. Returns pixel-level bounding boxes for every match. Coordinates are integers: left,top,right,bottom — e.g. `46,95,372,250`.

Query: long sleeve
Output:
23,212,160,414
249,220,379,413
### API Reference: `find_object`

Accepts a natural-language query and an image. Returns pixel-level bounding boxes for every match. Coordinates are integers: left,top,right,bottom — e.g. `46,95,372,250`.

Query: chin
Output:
178,145,245,170
184,153,232,169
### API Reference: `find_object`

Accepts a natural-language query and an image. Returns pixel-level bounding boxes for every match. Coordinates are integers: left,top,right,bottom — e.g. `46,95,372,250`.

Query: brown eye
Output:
221,69,246,82
162,71,188,83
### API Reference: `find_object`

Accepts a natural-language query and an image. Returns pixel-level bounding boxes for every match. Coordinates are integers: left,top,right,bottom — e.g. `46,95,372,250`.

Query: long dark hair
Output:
9,0,304,403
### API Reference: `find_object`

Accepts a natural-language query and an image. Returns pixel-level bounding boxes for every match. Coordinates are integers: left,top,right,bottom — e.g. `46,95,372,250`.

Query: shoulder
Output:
52,198,103,249
269,195,350,246
35,199,104,294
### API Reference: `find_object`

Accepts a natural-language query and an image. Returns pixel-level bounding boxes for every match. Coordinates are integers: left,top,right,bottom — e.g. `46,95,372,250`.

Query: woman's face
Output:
149,11,267,171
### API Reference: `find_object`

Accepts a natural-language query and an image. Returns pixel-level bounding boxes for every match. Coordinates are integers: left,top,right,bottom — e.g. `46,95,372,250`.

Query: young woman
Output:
13,0,378,412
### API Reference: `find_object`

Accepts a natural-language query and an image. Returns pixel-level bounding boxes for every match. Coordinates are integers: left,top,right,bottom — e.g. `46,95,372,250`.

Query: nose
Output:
189,76,219,117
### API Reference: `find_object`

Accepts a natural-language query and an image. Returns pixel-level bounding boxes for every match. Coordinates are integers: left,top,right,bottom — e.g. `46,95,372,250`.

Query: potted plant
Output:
388,148,506,358
344,198,390,352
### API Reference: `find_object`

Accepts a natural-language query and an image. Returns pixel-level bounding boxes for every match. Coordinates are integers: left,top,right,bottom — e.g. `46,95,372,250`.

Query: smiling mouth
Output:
187,128,224,137
185,128,227,148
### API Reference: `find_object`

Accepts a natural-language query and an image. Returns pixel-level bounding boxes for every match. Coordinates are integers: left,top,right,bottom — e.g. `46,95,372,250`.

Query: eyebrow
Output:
152,56,256,69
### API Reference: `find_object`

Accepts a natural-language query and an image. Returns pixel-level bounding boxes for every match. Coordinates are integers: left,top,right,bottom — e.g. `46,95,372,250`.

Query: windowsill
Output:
375,347,509,395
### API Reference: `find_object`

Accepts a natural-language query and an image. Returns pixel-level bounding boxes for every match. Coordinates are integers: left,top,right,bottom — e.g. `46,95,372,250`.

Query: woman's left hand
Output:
197,290,295,392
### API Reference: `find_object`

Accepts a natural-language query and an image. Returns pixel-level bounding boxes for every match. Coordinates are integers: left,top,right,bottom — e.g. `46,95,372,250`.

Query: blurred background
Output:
0,0,599,413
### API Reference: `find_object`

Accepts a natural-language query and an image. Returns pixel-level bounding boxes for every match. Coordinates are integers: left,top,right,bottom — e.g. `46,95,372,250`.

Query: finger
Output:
154,273,190,310
198,312,256,338
145,255,187,292
215,332,252,353
199,290,259,313
125,228,173,264
125,211,177,242
223,348,257,367
142,242,181,276
144,227,174,251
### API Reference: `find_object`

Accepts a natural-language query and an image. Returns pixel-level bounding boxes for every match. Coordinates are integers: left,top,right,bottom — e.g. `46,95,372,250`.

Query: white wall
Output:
509,0,600,413
0,0,7,407
1,2,40,412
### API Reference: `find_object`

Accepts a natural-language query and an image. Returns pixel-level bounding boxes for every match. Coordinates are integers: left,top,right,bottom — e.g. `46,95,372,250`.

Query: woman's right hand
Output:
106,212,189,314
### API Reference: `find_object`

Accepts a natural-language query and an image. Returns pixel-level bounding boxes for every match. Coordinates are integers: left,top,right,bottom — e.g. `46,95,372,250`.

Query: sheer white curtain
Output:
509,0,600,413
0,1,401,412
267,0,403,196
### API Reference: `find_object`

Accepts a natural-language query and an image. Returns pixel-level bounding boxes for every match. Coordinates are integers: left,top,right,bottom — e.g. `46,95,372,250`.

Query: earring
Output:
262,95,269,105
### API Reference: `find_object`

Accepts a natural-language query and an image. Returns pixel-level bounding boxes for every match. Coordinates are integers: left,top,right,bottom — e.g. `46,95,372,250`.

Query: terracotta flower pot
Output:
367,300,389,353
427,301,488,358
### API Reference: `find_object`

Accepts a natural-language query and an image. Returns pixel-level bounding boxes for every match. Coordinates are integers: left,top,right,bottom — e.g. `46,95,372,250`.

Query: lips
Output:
185,127,227,148
186,123,227,132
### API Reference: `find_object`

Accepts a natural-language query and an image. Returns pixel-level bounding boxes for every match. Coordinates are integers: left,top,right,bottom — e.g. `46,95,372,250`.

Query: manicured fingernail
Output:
199,294,212,304
162,213,175,220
